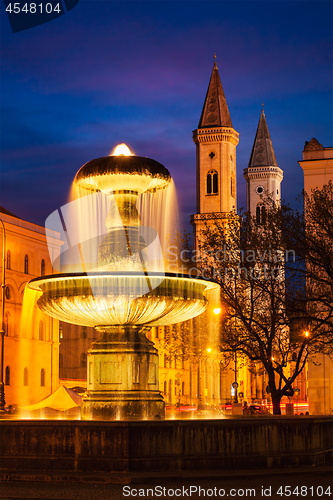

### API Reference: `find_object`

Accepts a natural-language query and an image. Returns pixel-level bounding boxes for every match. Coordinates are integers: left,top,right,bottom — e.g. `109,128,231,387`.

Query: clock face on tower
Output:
256,185,265,194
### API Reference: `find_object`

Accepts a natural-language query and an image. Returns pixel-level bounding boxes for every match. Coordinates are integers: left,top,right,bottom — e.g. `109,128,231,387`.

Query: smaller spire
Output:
248,108,278,168
214,53,217,67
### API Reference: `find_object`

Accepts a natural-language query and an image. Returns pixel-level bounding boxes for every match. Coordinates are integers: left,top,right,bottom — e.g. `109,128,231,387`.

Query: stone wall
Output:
0,417,332,477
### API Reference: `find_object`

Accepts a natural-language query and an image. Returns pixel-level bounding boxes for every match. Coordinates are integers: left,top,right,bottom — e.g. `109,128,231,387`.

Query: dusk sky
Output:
1,1,332,231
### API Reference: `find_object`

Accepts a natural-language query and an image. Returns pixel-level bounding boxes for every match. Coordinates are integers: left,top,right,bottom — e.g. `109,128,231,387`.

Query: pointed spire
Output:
198,58,233,128
248,108,278,167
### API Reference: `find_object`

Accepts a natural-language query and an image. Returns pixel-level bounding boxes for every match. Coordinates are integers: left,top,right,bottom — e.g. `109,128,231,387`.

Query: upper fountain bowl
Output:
75,155,171,196
28,272,219,328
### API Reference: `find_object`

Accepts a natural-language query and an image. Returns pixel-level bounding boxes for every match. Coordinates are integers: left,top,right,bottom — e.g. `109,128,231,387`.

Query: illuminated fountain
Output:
28,144,218,420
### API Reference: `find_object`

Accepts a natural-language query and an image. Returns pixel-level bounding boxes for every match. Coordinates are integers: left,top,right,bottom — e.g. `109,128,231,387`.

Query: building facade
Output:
298,138,333,415
0,207,62,408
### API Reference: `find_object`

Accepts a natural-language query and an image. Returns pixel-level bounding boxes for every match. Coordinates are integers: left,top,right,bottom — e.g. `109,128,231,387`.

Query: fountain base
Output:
81,326,165,420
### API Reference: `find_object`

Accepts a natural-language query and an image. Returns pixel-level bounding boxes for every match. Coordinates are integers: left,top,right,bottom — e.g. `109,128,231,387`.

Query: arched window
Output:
23,367,29,386
59,353,63,368
24,255,29,274
207,173,212,194
182,381,185,396
262,206,266,224
164,380,167,395
5,366,10,385
5,286,11,300
39,320,44,341
40,368,45,387
206,170,218,195
41,259,45,276
80,353,87,368
59,325,63,339
174,380,177,395
80,326,87,339
256,205,266,225
164,354,168,368
6,250,11,270
256,205,261,224
168,379,172,402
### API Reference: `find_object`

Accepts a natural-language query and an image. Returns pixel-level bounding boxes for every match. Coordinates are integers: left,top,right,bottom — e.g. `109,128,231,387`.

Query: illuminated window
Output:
59,325,63,339
182,381,185,396
80,353,87,368
41,259,45,276
23,367,29,386
39,321,44,341
6,250,11,270
174,380,177,395
168,379,172,399
207,170,218,195
24,255,29,274
164,380,167,394
5,366,10,385
40,368,45,387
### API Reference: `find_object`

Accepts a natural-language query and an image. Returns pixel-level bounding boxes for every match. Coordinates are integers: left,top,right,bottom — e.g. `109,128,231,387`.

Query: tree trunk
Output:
271,391,282,415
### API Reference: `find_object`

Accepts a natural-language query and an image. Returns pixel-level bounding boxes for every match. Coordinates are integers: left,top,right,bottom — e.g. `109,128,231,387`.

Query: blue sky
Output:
1,1,332,230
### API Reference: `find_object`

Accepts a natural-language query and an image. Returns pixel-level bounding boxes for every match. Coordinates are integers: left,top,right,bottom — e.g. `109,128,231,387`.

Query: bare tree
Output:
193,196,331,414
282,181,333,355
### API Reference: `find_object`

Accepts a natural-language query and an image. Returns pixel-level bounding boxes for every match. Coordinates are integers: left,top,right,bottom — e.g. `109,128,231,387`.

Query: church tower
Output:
191,59,239,247
244,107,283,222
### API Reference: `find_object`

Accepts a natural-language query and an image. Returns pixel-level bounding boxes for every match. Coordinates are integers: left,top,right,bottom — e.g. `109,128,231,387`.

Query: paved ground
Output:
1,466,332,500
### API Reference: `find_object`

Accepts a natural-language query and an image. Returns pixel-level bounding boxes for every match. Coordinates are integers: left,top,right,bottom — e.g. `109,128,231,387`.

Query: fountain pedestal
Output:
81,326,164,420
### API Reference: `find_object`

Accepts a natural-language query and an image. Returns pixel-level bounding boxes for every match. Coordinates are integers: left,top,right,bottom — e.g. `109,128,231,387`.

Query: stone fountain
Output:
28,145,218,420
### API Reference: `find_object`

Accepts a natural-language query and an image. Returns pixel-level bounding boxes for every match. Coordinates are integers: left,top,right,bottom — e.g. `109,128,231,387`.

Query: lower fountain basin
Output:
28,272,218,328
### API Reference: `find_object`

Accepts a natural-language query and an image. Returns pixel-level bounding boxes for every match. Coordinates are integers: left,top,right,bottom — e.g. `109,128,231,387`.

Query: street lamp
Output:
0,219,6,412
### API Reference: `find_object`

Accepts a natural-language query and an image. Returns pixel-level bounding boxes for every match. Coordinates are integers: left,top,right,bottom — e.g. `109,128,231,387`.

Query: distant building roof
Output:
0,206,19,219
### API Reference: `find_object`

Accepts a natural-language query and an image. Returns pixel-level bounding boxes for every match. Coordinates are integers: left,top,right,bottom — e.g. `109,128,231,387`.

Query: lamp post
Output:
234,350,238,403
0,218,6,412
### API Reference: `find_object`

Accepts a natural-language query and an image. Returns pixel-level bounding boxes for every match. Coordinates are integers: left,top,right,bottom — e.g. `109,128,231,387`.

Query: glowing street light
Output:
304,331,310,337
213,307,221,315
